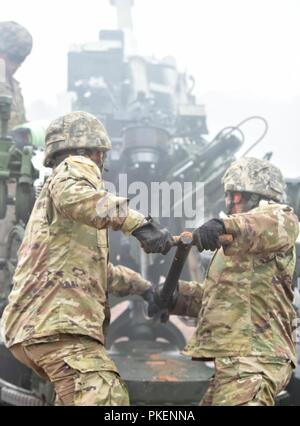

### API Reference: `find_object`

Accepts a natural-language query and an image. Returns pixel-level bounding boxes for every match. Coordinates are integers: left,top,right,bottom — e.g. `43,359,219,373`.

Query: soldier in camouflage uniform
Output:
0,21,32,129
166,158,299,405
1,111,172,406
0,22,33,265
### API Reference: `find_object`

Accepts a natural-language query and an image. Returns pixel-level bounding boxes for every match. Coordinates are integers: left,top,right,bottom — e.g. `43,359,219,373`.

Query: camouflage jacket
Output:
2,156,147,347
177,201,299,364
10,78,26,129
0,78,26,130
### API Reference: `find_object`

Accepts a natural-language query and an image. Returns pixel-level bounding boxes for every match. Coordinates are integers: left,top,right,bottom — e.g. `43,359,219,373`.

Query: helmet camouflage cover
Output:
222,157,286,202
0,21,33,64
44,111,112,167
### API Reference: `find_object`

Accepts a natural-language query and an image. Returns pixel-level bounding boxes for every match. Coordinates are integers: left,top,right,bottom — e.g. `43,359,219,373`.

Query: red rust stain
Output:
153,375,179,382
145,361,166,367
148,353,163,360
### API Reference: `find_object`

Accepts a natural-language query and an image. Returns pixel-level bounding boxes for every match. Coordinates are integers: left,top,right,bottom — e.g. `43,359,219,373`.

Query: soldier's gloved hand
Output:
193,219,226,252
132,217,173,255
142,288,160,317
142,287,155,304
145,284,179,320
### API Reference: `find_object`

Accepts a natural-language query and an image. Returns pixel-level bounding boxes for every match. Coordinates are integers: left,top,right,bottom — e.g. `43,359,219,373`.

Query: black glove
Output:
142,287,155,304
142,287,161,317
145,284,178,320
193,218,226,252
132,218,173,255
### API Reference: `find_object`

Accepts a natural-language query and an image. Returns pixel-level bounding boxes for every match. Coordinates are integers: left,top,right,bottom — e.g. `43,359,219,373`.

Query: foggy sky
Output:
2,0,300,176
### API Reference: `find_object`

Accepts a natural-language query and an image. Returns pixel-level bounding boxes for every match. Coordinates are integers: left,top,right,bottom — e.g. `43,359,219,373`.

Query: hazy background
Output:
2,0,300,176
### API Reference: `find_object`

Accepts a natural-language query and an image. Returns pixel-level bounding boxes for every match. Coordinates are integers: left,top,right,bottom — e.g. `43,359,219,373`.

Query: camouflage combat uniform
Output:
0,21,32,263
0,79,26,130
8,78,26,129
173,200,299,405
0,21,32,130
1,154,148,406
0,79,26,262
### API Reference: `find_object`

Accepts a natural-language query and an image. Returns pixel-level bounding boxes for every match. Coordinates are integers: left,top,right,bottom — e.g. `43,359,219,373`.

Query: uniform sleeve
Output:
170,280,203,318
11,79,26,128
223,205,299,255
107,262,151,297
49,165,145,234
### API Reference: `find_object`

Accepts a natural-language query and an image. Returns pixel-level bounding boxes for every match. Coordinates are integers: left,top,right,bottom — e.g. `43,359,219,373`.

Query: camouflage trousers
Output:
200,356,293,406
10,334,130,406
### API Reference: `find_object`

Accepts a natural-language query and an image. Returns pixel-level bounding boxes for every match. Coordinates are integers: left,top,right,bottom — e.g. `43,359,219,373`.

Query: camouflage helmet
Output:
222,157,286,202
0,21,33,64
44,111,112,167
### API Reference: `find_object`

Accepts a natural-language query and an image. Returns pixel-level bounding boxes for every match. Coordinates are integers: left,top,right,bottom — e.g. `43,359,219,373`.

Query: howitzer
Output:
150,231,233,321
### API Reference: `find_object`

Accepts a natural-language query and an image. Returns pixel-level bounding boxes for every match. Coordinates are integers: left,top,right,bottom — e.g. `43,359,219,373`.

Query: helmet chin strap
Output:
226,197,235,215
97,152,107,173
99,162,105,173
244,193,262,211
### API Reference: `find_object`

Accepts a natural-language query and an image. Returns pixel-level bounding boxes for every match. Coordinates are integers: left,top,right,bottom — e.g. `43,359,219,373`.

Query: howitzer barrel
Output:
110,0,134,31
